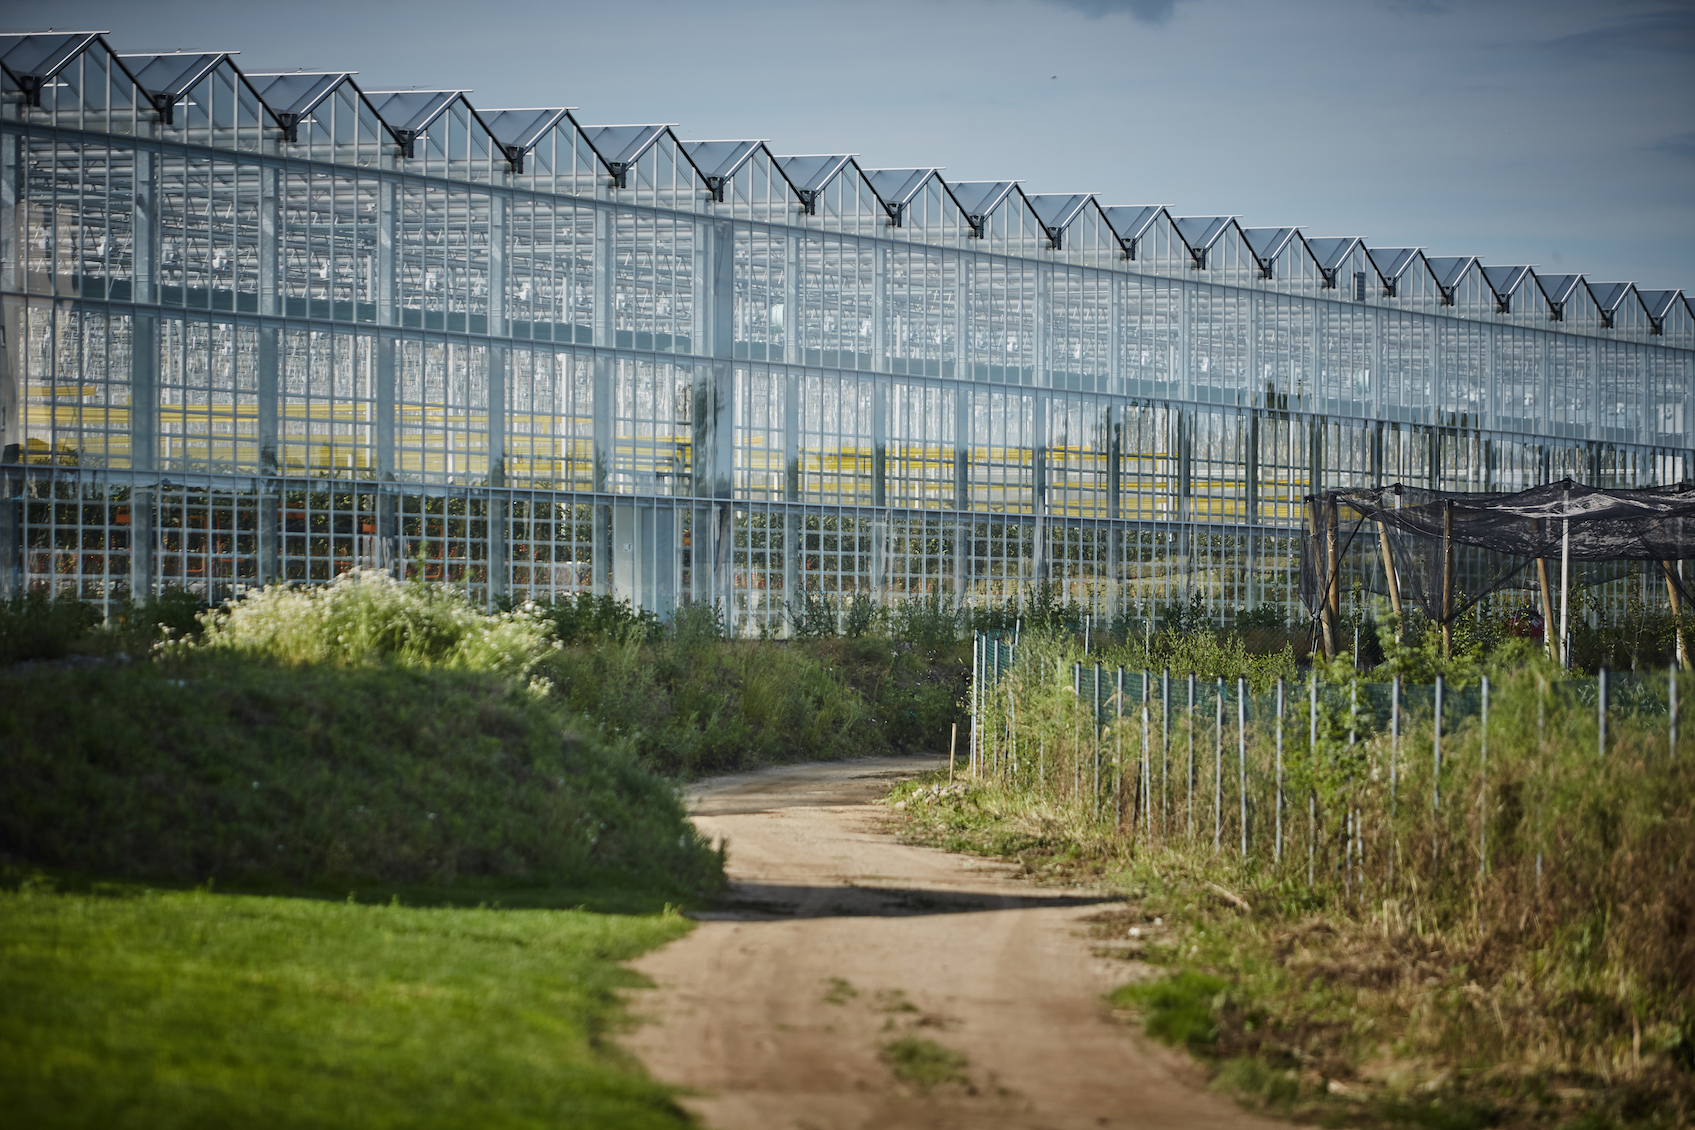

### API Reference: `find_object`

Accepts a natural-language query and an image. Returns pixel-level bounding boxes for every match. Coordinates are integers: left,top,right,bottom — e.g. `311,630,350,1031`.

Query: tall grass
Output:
955,630,1693,1096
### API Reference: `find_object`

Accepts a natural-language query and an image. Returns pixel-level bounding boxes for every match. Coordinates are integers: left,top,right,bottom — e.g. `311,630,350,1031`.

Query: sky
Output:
21,0,1695,288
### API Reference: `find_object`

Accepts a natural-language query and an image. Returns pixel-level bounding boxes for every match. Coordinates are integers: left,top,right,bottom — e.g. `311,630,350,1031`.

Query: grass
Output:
879,1037,971,1093
0,877,694,1129
1110,971,1227,1051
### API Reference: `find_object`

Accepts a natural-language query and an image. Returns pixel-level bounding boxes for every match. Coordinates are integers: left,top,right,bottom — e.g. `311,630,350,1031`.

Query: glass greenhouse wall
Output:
3,31,1692,633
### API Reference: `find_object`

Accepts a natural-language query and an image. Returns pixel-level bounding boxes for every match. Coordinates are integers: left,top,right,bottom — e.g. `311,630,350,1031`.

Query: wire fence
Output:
967,630,1684,906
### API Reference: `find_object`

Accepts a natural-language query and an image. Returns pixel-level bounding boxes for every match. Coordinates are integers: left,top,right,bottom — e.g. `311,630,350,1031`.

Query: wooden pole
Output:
1662,561,1689,670
1537,558,1557,663
1326,496,1342,660
1441,500,1454,660
1308,497,1332,660
949,722,957,783
1377,519,1402,632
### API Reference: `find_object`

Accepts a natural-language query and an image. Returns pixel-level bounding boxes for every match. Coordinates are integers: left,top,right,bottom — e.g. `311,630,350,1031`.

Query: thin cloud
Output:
1649,131,1695,162
1546,5,1695,54
1036,0,1184,23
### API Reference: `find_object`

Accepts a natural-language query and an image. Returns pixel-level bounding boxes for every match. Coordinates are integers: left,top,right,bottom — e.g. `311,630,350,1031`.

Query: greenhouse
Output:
2,29,1692,633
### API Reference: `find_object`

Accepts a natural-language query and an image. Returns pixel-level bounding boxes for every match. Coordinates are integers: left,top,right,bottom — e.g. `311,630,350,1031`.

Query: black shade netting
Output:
1300,479,1695,625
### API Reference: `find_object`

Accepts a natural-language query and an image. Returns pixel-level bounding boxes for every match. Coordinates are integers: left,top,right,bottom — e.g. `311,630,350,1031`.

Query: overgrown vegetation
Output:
894,626,1695,1127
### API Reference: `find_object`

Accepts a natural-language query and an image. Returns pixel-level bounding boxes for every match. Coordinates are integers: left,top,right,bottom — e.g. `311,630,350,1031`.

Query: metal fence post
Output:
1434,674,1445,872
1480,675,1490,877
1093,662,1103,813
1238,676,1248,859
971,631,980,779
1161,668,1171,836
1187,673,1196,839
1672,665,1680,759
1308,672,1318,888
1390,674,1400,888
1275,677,1285,864
1214,676,1224,853
1115,666,1124,826
1598,666,1609,758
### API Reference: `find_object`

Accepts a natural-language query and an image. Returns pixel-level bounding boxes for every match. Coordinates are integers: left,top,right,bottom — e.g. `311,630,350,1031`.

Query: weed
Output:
822,977,858,1005
879,1037,971,1092
1112,971,1226,1050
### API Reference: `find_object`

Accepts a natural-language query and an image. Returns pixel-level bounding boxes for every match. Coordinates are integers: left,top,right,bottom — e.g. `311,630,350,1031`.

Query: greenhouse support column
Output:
0,474,17,599
259,165,281,317
375,178,395,325
1441,500,1454,659
1662,561,1688,669
130,310,158,599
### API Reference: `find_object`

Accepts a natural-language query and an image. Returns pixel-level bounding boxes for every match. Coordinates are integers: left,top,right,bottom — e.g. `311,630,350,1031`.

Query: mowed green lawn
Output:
0,883,695,1128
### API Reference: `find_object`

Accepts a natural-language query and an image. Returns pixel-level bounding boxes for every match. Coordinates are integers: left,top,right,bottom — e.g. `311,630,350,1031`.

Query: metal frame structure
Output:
3,30,1692,632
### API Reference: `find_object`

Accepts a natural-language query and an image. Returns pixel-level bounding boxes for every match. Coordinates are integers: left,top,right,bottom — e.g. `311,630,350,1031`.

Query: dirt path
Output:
621,756,1280,1130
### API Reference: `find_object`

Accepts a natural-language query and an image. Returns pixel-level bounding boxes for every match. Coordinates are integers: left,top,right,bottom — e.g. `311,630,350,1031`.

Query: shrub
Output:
535,591,663,646
0,592,100,666
191,570,556,682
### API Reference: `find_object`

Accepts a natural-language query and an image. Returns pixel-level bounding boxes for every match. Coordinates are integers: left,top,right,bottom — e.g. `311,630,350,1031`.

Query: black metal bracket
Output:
1121,237,1138,261
607,161,630,189
795,188,819,215
1319,268,1338,289
966,213,986,238
1189,247,1208,270
1548,301,1565,323
393,129,420,159
148,90,175,127
705,175,726,202
502,145,525,174
17,74,43,108
1044,225,1063,251
276,113,301,143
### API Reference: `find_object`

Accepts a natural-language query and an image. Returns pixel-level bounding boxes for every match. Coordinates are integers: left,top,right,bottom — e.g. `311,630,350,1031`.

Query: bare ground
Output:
620,755,1283,1130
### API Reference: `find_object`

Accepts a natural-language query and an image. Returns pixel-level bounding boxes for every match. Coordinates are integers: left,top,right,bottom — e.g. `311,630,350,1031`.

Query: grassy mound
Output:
0,658,722,898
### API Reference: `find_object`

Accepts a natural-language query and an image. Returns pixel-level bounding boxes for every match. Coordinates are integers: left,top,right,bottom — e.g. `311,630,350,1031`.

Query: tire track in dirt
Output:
621,755,1281,1130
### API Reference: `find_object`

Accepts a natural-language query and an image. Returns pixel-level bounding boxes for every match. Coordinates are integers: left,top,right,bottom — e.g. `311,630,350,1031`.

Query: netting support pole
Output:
1537,558,1558,663
1310,495,1334,661
1441,500,1454,660
1662,561,1689,670
1377,519,1401,639
1326,496,1342,661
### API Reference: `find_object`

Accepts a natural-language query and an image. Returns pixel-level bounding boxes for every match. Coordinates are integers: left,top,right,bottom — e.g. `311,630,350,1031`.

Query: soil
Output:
621,755,1282,1129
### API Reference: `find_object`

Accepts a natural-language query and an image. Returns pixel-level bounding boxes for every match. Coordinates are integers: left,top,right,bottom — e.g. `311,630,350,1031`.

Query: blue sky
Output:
24,0,1695,287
